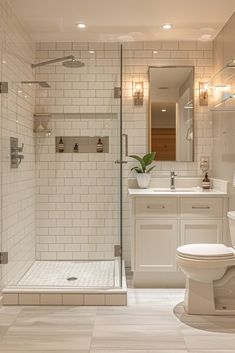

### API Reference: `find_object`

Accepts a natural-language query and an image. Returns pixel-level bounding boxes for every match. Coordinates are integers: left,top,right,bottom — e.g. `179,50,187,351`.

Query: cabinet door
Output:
135,219,177,272
180,219,222,246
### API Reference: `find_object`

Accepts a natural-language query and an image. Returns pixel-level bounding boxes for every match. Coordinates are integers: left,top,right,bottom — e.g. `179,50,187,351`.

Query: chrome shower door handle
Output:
114,134,129,164
122,134,128,157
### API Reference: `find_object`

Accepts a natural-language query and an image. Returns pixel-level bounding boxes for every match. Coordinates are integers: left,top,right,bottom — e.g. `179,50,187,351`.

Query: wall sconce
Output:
133,82,144,105
199,82,208,106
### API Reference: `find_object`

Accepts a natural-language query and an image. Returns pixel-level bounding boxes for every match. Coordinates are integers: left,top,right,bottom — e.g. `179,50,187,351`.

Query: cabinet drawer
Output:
135,197,177,218
180,198,223,219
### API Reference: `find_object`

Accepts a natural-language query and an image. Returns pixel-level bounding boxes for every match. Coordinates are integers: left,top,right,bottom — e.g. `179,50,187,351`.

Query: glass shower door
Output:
115,43,123,287
0,30,3,297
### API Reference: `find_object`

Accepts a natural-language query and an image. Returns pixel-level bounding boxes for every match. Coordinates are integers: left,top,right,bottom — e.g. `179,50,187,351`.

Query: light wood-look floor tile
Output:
0,289,235,352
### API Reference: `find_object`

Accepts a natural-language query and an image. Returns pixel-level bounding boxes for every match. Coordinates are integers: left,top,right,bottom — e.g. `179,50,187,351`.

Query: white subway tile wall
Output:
0,0,36,285
35,43,121,262
35,40,213,266
0,0,214,290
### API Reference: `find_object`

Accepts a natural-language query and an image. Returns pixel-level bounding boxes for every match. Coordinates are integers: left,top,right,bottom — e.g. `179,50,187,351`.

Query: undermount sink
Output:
152,187,199,193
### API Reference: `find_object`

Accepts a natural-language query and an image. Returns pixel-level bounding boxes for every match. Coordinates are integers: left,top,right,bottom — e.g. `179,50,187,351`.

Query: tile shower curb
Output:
2,292,127,306
2,262,127,306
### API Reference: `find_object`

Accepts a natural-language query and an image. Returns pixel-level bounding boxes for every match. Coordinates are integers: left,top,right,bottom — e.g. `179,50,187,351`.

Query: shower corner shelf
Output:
208,58,235,111
34,113,52,118
34,128,52,136
210,94,235,112
34,113,52,135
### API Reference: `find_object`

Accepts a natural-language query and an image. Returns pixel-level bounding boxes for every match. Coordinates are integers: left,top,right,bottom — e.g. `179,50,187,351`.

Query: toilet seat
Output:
177,243,235,260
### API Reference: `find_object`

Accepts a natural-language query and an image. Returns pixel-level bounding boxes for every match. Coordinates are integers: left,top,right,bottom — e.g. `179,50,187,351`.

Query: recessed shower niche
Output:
55,136,109,153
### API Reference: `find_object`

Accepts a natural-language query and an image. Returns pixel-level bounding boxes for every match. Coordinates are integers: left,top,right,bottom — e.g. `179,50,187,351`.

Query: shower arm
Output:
31,55,75,68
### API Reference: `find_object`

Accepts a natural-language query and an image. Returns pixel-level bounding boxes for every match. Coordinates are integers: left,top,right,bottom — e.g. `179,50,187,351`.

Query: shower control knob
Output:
18,143,24,152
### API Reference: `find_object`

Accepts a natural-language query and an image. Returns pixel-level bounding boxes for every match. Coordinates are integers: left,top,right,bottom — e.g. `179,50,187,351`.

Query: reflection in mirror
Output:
149,66,194,162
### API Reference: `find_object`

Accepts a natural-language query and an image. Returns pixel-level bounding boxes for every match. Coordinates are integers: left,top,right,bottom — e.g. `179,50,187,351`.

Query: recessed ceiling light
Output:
161,23,173,30
77,23,86,29
89,50,95,54
161,109,167,112
200,34,212,41
153,50,158,54
2,60,6,64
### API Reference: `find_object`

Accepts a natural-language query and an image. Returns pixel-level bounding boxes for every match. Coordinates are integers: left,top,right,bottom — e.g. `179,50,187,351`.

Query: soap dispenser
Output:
202,172,210,190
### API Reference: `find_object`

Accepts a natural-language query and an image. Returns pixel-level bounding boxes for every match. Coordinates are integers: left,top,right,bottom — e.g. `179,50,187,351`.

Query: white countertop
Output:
128,177,228,197
128,187,228,197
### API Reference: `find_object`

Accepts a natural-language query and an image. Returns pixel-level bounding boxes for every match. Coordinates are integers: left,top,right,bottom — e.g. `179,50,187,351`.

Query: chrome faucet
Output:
170,171,176,190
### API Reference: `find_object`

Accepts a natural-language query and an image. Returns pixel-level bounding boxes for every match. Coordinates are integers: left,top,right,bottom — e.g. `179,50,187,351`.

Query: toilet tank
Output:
227,211,235,246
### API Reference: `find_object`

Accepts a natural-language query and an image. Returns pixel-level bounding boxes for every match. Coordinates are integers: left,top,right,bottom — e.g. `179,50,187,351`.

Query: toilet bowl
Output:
176,211,235,315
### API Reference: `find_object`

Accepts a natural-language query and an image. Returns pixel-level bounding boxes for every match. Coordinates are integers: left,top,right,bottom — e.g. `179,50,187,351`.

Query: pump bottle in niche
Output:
58,137,64,152
73,143,79,153
96,138,103,153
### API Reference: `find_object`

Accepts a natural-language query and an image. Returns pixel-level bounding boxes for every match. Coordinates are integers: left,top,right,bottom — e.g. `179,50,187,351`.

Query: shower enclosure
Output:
0,42,126,305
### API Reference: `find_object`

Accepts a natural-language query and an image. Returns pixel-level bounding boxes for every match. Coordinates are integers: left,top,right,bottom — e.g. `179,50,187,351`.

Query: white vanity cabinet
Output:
130,193,228,287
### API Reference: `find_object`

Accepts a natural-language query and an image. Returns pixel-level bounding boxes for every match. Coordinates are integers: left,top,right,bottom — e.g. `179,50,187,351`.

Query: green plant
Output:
130,152,156,173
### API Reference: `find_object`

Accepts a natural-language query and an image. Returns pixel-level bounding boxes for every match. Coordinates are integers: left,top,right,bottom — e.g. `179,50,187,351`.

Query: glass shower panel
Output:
0,26,36,288
1,41,123,290
0,24,2,296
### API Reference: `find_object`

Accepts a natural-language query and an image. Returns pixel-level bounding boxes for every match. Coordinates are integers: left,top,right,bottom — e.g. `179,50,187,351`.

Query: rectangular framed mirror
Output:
148,66,194,162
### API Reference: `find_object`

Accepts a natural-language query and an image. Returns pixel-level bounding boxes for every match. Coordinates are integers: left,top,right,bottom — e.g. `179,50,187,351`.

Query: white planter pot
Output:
136,173,151,189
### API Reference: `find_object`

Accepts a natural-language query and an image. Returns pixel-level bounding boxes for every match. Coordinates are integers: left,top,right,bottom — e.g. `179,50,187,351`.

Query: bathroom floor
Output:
0,288,235,352
17,260,116,287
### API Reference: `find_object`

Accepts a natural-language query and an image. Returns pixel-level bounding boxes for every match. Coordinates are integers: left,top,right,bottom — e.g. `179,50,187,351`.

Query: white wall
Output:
34,42,121,261
34,40,213,265
0,2,229,284
0,0,36,285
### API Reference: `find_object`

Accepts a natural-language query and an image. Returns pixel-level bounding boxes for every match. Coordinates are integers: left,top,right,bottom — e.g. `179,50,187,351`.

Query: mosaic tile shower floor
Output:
17,260,115,287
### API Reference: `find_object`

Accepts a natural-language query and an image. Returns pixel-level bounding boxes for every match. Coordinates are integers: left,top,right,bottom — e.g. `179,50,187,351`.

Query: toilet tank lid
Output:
177,243,234,258
228,211,235,220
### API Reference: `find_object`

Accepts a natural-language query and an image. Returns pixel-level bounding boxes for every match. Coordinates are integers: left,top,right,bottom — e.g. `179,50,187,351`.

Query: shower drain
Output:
67,276,78,281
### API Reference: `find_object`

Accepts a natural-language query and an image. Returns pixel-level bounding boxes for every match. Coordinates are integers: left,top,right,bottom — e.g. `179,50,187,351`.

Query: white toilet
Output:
177,211,235,315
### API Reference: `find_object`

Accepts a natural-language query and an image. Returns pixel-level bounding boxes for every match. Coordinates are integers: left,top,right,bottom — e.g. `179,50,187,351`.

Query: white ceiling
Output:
9,0,235,42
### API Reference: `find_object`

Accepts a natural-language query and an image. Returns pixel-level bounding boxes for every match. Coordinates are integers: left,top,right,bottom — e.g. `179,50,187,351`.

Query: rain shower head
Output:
21,81,51,88
62,59,85,68
31,55,85,69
